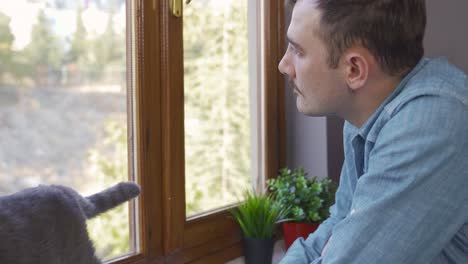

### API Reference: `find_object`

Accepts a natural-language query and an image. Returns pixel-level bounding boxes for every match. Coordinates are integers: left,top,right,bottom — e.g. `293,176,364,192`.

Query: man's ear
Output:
342,51,369,92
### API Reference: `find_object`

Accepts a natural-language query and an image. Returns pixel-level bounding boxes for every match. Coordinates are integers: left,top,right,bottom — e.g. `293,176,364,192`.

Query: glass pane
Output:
184,0,252,217
0,0,136,261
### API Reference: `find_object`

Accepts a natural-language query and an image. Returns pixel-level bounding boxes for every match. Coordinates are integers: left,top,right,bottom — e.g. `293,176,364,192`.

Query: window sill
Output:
225,239,286,264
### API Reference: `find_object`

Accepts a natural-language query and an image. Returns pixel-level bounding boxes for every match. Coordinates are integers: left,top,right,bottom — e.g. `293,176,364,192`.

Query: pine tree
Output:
0,12,14,83
25,9,63,86
66,5,87,66
90,10,125,82
184,0,251,215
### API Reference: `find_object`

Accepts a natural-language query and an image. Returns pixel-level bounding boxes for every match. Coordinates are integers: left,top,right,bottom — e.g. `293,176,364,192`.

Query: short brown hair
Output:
287,0,426,76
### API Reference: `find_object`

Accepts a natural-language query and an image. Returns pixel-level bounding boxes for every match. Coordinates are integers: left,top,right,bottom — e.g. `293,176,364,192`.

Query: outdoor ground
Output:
0,85,126,195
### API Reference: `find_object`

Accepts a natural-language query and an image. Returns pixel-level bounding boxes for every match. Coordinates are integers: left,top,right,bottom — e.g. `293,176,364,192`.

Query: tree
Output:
89,9,125,82
184,0,251,215
0,12,14,65
62,5,89,85
0,12,14,83
24,9,63,86
66,5,87,66
0,12,32,85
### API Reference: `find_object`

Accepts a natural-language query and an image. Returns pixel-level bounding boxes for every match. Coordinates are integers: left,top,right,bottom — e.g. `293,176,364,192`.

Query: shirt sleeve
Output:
279,127,354,264
320,95,468,263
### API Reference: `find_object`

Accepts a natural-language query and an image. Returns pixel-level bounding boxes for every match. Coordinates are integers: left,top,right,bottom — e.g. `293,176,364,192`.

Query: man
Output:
278,0,468,263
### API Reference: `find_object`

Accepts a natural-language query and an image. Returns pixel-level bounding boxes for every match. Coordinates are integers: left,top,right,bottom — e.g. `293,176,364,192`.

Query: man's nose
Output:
278,54,294,79
278,54,287,75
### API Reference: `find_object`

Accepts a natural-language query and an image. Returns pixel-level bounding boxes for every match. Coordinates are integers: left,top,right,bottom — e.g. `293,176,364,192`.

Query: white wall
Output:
285,87,328,178
285,1,468,178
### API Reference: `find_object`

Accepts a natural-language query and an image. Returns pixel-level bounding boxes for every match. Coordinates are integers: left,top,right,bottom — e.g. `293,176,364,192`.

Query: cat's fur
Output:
0,182,140,264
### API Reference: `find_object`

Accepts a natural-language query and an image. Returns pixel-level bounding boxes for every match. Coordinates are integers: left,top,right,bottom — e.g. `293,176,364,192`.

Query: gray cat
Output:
0,182,140,264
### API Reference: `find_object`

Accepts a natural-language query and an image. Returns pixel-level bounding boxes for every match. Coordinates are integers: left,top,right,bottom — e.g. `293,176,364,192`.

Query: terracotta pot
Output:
282,222,319,249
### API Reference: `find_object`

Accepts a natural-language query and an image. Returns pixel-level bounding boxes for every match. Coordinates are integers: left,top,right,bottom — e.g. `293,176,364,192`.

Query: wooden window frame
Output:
112,0,285,263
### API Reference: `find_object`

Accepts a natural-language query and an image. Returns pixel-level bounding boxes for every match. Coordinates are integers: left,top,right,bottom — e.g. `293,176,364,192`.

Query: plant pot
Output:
242,236,275,264
282,222,319,250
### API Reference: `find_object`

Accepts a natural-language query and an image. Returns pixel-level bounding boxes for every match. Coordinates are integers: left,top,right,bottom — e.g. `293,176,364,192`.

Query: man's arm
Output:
320,96,468,263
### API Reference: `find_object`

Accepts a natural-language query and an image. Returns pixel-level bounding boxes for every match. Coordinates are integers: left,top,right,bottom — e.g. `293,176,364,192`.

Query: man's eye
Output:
292,48,301,56
288,44,302,56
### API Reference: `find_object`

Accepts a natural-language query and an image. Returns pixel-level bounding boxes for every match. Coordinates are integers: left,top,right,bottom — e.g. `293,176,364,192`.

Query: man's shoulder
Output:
386,57,468,117
343,58,467,144
408,57,467,95
360,58,468,144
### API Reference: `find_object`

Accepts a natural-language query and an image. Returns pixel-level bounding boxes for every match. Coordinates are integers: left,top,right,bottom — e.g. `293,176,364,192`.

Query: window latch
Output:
169,0,182,17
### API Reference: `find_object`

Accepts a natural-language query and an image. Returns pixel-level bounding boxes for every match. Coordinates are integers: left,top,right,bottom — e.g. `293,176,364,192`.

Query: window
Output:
0,0,136,261
0,0,284,262
184,0,258,218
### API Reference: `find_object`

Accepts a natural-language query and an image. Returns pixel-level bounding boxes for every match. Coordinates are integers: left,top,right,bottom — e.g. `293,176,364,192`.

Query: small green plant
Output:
267,167,337,223
229,190,289,239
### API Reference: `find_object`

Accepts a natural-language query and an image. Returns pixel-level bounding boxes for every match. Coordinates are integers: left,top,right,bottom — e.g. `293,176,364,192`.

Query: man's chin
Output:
296,105,333,117
297,107,322,116
302,112,326,117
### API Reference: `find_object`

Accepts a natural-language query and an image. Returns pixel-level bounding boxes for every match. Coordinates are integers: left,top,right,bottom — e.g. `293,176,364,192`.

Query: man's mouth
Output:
293,87,301,95
289,79,303,97
290,82,302,96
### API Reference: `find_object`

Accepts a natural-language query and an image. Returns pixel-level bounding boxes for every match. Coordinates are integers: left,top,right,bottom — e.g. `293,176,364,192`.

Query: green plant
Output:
267,167,337,223
229,190,289,239
87,120,130,260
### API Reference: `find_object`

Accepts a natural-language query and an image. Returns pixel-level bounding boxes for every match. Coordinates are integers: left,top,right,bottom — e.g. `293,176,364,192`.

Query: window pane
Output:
0,0,135,261
183,0,252,217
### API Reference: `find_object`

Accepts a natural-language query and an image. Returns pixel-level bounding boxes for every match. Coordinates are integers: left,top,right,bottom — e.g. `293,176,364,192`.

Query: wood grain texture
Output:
134,0,164,260
161,0,186,255
264,0,286,182
113,0,285,263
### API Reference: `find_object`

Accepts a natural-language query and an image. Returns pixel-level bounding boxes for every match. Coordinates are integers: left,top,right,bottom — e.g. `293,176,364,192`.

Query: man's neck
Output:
346,74,403,128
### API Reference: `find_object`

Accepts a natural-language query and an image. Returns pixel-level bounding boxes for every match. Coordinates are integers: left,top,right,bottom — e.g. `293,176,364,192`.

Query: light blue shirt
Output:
280,58,468,264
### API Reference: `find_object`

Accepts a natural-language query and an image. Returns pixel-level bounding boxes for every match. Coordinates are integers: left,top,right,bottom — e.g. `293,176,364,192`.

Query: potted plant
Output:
229,190,289,264
267,167,337,249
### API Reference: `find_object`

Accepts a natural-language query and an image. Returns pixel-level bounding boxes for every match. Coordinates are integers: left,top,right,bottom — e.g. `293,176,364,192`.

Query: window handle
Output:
169,0,182,17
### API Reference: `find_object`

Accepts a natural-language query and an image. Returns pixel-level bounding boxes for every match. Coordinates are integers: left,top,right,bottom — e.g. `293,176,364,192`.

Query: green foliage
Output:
25,9,63,83
89,11,125,81
65,6,88,66
0,12,14,75
229,191,289,239
0,5,127,87
0,12,30,83
86,120,132,260
184,0,251,215
318,177,337,222
267,167,337,223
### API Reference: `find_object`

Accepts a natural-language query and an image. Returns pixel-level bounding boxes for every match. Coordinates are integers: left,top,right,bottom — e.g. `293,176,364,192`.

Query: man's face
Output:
278,1,349,116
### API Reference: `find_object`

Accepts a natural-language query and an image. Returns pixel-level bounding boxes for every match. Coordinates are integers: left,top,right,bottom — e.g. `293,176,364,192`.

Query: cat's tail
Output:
84,182,140,219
